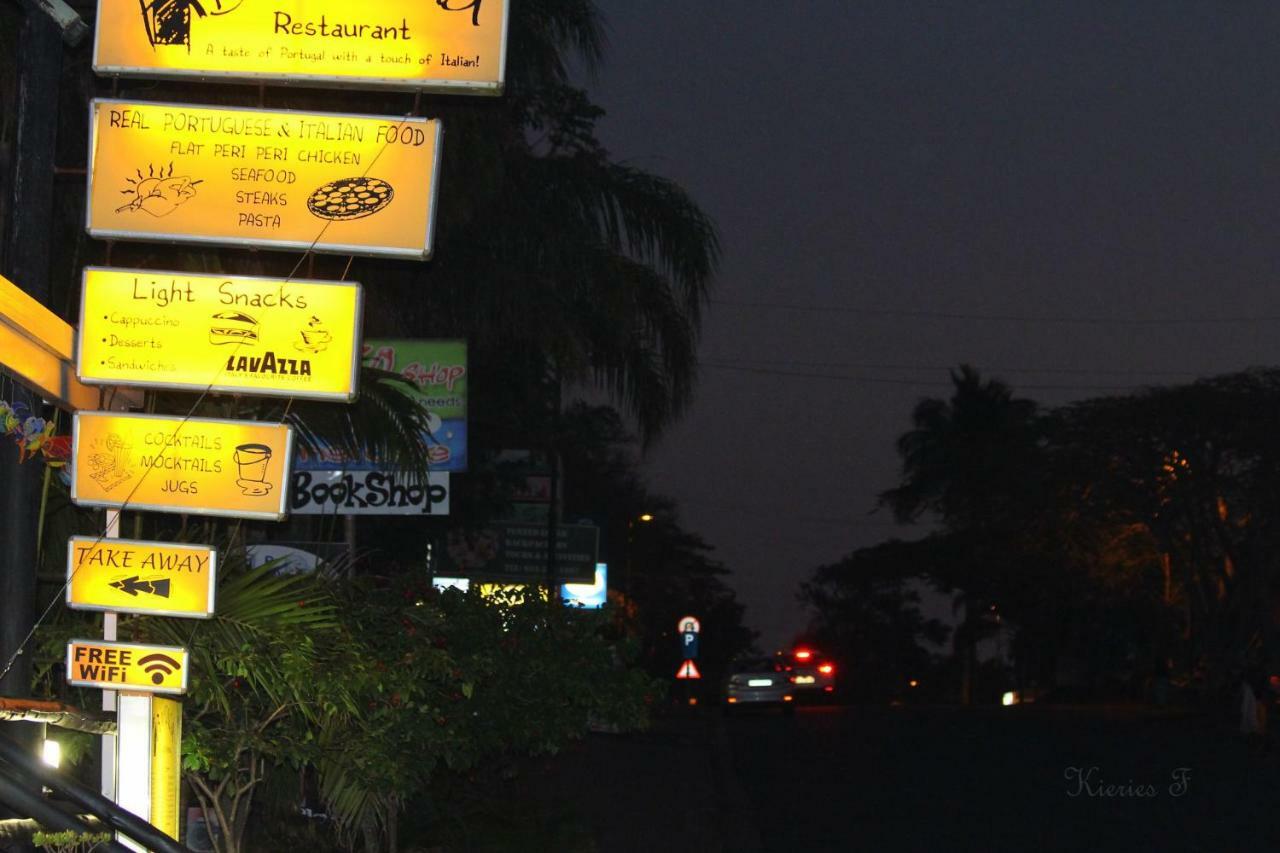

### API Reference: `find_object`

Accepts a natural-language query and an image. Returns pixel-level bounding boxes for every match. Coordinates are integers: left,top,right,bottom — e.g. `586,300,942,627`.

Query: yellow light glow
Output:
1002,691,1018,706
65,639,189,695
638,513,654,522
78,268,363,401
0,273,74,359
909,679,918,688
794,675,816,685
86,100,441,259
478,583,548,606
67,536,216,619
0,320,100,411
151,697,182,840
93,0,509,93
783,695,794,702
72,411,294,520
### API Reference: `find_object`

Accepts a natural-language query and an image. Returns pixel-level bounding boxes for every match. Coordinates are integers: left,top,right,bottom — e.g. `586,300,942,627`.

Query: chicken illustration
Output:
140,0,244,50
116,164,201,217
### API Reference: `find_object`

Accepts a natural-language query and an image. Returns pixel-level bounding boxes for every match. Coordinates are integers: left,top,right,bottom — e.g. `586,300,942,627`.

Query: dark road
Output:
723,704,1280,852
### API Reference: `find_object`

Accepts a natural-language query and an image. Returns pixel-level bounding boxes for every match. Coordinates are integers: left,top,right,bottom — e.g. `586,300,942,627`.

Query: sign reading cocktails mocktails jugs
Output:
92,0,509,94
78,268,363,401
72,411,294,520
85,99,442,259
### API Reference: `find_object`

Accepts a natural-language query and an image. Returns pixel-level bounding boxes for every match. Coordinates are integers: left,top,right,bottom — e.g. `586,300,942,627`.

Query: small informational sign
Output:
67,536,216,619
682,631,700,660
296,339,467,471
437,522,598,583
677,615,701,635
77,268,363,401
675,660,701,680
93,0,509,95
290,469,449,515
65,639,190,695
86,99,442,259
72,411,294,520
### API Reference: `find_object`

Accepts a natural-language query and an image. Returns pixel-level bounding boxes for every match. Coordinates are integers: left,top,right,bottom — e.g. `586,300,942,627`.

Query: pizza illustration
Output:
306,178,395,221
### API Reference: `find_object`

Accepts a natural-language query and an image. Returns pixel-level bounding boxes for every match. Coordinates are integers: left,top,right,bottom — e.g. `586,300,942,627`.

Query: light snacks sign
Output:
78,268,363,401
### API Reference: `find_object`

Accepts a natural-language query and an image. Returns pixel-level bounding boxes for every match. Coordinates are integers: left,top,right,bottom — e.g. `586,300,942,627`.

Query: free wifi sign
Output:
65,639,189,695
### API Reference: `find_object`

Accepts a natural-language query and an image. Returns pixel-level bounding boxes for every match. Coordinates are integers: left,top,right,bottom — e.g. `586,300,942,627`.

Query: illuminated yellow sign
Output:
93,0,508,94
86,99,442,259
72,411,294,520
65,639,190,695
0,275,99,411
151,696,182,840
78,268,363,401
67,536,217,619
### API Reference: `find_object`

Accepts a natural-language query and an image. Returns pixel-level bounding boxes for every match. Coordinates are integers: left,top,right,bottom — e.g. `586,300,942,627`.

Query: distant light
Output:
433,576,469,592
908,679,919,688
824,685,835,693
688,697,698,706
727,697,738,704
794,649,812,661
638,513,654,523
783,695,794,702
1002,691,1018,706
41,739,61,769
818,663,834,675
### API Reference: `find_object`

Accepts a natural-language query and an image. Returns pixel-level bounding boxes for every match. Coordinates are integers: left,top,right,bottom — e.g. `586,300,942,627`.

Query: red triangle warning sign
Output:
676,660,701,680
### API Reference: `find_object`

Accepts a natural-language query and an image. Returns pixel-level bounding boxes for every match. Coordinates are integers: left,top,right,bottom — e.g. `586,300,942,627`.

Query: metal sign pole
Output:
100,509,119,802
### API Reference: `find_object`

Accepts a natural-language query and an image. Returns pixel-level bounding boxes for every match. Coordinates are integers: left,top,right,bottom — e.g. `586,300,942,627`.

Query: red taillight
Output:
824,686,834,693
818,663,834,675
794,649,813,661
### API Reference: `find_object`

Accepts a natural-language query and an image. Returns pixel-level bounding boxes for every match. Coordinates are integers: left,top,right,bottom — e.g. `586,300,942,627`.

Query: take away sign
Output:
86,99,442,259
72,411,294,520
77,268,364,401
93,0,509,94
66,639,189,695
67,536,216,619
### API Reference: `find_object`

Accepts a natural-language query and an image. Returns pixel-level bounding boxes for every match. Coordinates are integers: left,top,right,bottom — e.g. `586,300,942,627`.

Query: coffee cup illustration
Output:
234,443,274,496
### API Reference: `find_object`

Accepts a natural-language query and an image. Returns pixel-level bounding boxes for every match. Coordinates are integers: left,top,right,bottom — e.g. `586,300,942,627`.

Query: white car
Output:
723,657,795,713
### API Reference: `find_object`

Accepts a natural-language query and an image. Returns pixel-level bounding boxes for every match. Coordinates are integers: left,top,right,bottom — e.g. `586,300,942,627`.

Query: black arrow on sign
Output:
109,576,172,599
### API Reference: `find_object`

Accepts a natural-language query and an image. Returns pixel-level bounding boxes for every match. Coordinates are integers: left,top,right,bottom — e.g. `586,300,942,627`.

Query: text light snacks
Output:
78,268,363,401
93,0,509,94
72,411,294,520
86,100,442,259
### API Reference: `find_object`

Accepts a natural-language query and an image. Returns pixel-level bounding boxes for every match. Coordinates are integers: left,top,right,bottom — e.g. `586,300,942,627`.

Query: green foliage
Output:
31,831,111,853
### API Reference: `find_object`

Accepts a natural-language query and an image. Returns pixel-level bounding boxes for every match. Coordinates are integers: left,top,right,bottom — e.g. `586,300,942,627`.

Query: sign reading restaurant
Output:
92,0,509,94
72,411,295,520
78,268,363,401
85,99,442,259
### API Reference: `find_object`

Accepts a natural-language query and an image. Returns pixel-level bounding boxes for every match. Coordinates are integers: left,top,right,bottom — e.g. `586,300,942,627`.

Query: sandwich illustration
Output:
208,311,259,346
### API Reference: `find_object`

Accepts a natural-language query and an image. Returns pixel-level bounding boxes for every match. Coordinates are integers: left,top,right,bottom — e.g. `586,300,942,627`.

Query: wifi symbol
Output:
138,653,181,685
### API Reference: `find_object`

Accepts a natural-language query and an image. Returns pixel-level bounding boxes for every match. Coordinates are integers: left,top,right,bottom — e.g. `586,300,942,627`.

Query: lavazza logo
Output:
224,351,313,377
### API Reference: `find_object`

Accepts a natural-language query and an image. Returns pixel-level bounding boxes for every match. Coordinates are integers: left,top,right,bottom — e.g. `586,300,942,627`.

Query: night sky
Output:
586,2,1280,648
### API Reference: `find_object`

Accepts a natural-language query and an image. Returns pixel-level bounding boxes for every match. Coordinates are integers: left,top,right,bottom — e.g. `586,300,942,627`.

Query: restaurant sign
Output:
72,411,294,520
93,0,509,94
78,268,363,401
86,99,442,259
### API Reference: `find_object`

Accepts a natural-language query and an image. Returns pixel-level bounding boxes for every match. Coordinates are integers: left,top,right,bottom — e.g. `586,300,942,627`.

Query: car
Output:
723,656,795,713
782,647,837,702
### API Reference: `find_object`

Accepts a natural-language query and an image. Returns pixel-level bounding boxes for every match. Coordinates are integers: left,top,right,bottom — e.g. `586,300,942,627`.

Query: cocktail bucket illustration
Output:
234,443,273,496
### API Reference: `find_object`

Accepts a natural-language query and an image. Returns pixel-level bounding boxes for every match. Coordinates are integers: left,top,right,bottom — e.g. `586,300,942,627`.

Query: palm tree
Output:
880,365,1040,703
